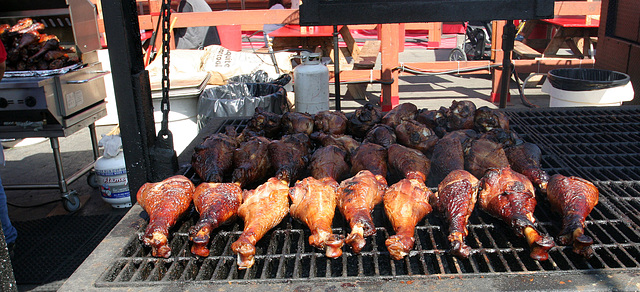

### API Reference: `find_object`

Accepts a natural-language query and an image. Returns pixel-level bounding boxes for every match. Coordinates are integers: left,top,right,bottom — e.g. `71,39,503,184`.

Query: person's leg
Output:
0,176,17,245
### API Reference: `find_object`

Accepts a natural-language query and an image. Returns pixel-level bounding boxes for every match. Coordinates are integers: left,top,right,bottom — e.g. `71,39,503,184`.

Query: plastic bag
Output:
197,82,291,129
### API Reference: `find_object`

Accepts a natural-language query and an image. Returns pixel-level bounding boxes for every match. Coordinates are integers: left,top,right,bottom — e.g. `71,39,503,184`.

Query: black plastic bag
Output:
197,82,290,130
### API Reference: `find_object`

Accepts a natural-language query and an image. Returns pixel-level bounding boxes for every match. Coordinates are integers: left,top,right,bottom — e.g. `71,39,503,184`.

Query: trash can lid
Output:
547,68,630,91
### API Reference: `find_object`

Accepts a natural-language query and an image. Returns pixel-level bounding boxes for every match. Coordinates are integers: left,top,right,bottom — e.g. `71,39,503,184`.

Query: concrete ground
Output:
1,44,551,290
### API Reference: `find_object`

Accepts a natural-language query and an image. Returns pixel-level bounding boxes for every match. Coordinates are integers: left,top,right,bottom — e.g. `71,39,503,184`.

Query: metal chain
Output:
160,0,171,132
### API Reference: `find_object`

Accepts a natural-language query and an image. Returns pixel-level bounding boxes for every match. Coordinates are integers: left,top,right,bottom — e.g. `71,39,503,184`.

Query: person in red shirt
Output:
0,39,17,259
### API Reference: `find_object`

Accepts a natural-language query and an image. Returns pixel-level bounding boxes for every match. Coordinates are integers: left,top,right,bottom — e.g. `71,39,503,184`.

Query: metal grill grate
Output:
97,107,640,287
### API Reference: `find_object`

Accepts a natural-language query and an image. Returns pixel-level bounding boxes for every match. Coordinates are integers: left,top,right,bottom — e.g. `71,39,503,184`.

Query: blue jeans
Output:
0,176,17,244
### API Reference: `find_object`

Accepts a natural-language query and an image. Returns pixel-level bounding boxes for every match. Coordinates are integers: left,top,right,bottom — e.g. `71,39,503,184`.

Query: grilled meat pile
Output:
1,18,80,71
136,100,599,267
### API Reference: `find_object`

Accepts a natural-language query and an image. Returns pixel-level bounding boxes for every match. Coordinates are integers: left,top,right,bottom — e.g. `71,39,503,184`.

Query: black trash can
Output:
542,68,634,107
197,82,290,130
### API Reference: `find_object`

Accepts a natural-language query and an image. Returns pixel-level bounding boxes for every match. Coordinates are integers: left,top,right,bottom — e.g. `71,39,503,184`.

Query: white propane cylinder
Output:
95,151,132,208
293,52,329,114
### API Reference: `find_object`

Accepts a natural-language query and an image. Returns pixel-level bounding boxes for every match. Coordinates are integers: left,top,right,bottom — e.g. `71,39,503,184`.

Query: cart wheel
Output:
449,47,467,61
87,172,99,189
63,192,81,213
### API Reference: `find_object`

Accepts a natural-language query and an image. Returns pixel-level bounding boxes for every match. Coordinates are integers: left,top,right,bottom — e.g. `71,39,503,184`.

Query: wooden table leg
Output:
379,23,399,111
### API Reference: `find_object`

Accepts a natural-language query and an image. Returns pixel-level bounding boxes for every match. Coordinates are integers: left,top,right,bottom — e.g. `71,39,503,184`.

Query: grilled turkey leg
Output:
433,169,479,258
189,182,243,257
231,177,290,269
384,178,432,260
546,174,599,257
137,175,195,258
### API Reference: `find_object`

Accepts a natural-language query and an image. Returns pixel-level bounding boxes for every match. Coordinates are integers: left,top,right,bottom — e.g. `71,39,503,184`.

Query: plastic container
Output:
95,151,131,208
293,52,329,114
542,68,634,107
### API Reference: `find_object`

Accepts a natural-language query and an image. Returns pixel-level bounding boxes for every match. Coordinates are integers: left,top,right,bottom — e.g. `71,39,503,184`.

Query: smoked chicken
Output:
232,136,272,188
281,112,314,135
505,142,550,193
479,128,522,148
137,175,195,258
350,142,388,177
464,138,511,179
428,136,465,187
310,132,361,158
474,106,510,133
546,174,599,257
189,182,243,257
478,167,554,261
387,144,430,183
384,178,433,260
231,177,290,269
338,170,388,253
346,103,383,138
447,100,476,131
433,170,479,258
363,124,397,148
268,133,311,184
245,107,282,138
395,119,439,155
289,177,344,258
416,107,449,138
382,103,418,128
191,133,239,182
314,110,348,135
310,145,350,181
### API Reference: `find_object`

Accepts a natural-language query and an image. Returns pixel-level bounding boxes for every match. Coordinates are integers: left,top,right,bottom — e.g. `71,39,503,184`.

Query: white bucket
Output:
542,80,635,107
152,96,199,155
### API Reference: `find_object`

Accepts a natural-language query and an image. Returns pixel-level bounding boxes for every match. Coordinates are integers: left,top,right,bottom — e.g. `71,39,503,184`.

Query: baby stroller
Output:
449,21,493,61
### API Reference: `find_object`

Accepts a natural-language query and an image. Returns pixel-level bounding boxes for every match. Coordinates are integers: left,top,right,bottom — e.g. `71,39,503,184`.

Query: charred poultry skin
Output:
546,174,599,257
137,175,195,258
350,142,388,177
338,170,388,253
189,182,243,257
231,177,290,269
314,110,348,135
347,103,383,138
384,178,432,260
382,102,418,129
191,133,239,182
433,170,479,258
387,143,430,183
310,145,350,182
289,177,344,258
479,168,554,261
268,133,311,185
505,142,550,193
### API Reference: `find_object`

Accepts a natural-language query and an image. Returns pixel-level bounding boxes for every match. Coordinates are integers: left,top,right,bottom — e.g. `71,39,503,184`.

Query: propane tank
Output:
95,135,131,208
293,52,329,114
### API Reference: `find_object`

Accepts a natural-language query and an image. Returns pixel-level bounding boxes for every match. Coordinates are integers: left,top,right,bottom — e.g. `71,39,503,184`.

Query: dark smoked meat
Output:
478,167,554,261
474,106,510,133
192,133,239,183
428,137,465,187
394,119,439,155
232,136,272,188
433,169,479,258
246,107,282,138
546,174,599,257
281,112,314,135
382,103,418,128
505,142,550,193
310,145,350,181
350,142,388,177
464,138,511,179
387,144,430,183
416,107,449,138
314,110,348,135
363,124,397,148
310,132,361,158
446,100,476,131
346,103,383,138
268,133,311,184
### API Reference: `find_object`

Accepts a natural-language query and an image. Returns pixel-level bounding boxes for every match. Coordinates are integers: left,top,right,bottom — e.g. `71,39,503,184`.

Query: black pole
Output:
499,20,516,109
333,25,341,111
101,0,156,202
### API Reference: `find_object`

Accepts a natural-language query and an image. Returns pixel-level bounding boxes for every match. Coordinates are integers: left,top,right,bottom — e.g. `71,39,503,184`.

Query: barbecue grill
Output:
0,0,108,212
60,106,640,291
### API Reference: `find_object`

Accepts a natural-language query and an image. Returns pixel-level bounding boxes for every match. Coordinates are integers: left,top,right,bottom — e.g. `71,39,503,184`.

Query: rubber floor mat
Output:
10,214,124,285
